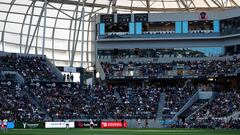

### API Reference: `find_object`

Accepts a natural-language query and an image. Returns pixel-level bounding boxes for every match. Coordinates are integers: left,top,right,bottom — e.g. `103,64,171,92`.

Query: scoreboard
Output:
100,14,148,23
100,15,114,24
117,14,131,24
134,14,148,22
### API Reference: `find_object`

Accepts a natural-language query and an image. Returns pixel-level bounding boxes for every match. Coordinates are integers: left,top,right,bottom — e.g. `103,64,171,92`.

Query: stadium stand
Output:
101,56,240,78
115,85,161,119
28,84,118,119
0,54,60,82
193,91,240,118
0,82,45,122
0,52,239,128
163,84,196,118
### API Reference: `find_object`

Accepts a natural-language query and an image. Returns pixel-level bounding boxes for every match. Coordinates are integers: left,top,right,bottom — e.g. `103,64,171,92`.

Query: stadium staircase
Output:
22,87,52,121
1,71,25,84
173,91,217,120
185,101,209,120
114,89,122,103
156,93,165,118
44,59,64,81
179,99,209,119
173,91,199,120
226,111,240,122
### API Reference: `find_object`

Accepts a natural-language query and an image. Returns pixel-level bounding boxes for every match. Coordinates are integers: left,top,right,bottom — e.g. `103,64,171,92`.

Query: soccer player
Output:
90,119,94,130
137,118,141,128
65,119,70,129
145,119,148,128
0,120,3,132
3,119,8,132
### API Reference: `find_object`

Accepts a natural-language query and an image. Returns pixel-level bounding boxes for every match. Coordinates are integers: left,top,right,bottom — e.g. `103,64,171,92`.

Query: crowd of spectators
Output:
0,83,45,122
28,84,118,120
0,54,59,82
1,53,240,130
193,91,240,118
27,84,161,120
184,118,240,129
101,56,240,78
179,89,240,129
221,16,240,35
115,85,161,119
163,81,196,118
98,49,206,59
1,79,240,126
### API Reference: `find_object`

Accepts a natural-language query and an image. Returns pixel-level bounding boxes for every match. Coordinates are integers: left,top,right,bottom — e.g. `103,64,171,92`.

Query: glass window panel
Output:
4,32,20,44
4,43,20,53
54,29,69,39
46,8,58,17
56,19,70,29
53,39,68,50
7,13,24,22
14,0,31,5
5,22,22,33
11,5,28,14
0,12,7,21
0,21,4,30
0,4,10,11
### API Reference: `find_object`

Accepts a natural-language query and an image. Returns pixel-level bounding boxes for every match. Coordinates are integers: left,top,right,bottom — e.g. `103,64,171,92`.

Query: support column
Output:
42,0,48,56
136,22,142,34
213,20,220,33
175,21,182,33
182,21,188,33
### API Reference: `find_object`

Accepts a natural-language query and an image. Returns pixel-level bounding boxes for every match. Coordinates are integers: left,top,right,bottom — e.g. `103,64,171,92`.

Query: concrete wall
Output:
96,8,240,23
148,8,240,22
96,35,240,49
199,91,215,100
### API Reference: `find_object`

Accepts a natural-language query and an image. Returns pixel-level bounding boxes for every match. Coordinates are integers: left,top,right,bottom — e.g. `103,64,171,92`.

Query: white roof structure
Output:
0,0,239,68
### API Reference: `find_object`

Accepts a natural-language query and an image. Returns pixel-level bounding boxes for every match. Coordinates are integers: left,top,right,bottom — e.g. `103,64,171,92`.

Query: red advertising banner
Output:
101,121,127,128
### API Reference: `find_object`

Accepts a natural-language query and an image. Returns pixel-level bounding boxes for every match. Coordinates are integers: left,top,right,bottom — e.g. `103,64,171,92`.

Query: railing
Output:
98,32,221,40
221,29,240,36
98,53,240,64
99,54,240,80
104,69,240,80
1,71,25,84
173,91,199,120
45,59,64,81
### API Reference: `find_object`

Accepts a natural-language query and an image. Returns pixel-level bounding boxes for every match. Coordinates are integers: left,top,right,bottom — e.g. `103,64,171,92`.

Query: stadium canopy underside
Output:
0,0,239,69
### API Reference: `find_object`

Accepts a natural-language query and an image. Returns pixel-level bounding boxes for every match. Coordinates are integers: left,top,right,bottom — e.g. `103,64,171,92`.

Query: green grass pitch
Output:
1,128,240,135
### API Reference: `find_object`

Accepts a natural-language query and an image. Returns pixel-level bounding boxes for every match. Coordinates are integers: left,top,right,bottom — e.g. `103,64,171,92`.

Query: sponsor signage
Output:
199,12,208,20
26,123,39,128
0,81,16,86
75,121,101,128
45,122,75,128
29,81,79,88
0,122,14,129
64,67,77,73
101,121,127,128
106,72,240,80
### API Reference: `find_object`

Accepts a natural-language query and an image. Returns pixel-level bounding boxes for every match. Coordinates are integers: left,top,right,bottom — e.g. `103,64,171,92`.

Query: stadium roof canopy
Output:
0,0,239,69
36,0,240,12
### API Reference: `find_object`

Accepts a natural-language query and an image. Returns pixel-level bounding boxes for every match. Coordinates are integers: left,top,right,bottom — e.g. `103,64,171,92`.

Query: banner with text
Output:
75,121,101,128
45,122,74,128
101,121,127,128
